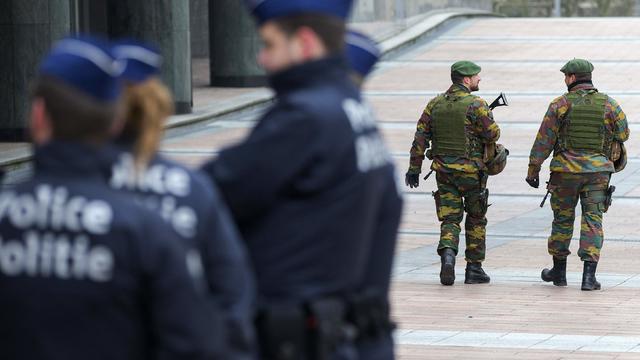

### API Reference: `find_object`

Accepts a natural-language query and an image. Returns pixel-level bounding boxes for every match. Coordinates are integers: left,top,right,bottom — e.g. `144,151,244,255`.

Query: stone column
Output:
0,0,71,141
190,0,209,58
108,0,192,114
209,0,266,87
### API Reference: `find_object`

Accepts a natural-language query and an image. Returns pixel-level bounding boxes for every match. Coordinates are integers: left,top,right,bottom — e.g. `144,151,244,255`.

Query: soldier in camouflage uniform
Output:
406,61,500,286
526,59,629,291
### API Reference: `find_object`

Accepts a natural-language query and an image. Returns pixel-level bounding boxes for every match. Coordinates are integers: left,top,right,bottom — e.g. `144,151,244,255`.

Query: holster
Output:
580,184,611,213
604,185,616,213
346,292,395,342
432,190,444,221
256,298,351,360
256,304,308,360
307,298,350,360
465,188,489,218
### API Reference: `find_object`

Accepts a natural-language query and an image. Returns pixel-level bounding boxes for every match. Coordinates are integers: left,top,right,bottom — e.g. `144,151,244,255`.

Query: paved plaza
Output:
159,17,640,359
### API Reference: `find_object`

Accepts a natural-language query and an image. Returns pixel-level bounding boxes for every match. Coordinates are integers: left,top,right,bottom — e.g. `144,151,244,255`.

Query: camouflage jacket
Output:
408,84,501,174
529,83,629,173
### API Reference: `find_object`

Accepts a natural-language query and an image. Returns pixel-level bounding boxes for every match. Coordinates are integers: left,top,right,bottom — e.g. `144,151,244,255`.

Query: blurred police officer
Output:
406,61,500,286
0,37,222,359
109,40,257,359
345,30,400,360
201,1,403,359
526,59,629,291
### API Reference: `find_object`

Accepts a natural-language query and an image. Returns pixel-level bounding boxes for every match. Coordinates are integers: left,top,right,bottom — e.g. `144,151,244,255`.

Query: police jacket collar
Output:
268,55,350,95
34,141,112,179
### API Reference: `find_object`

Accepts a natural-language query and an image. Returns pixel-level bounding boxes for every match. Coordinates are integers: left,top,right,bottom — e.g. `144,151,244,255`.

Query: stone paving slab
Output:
398,344,640,360
391,279,640,335
414,41,640,62
398,331,640,354
455,18,640,38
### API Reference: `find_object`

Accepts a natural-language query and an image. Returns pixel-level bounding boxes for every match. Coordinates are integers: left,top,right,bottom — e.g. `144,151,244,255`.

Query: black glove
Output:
525,164,540,189
405,172,420,188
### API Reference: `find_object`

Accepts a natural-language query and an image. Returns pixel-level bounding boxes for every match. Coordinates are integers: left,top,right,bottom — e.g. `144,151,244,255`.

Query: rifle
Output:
489,92,508,110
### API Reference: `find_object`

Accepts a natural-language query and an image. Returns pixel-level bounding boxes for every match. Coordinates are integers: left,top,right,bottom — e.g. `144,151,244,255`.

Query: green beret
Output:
451,61,481,76
560,59,594,74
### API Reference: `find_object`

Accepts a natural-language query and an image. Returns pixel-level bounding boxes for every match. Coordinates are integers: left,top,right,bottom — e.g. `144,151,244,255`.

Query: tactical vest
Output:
558,91,610,156
431,94,481,158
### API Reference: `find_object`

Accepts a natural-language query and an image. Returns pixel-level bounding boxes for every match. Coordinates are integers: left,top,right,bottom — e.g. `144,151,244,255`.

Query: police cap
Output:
39,36,121,102
560,58,594,74
245,0,353,24
113,39,163,84
451,61,481,76
346,30,381,78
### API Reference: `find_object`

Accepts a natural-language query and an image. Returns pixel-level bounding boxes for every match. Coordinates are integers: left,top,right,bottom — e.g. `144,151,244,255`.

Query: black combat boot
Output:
439,248,456,286
541,257,567,286
464,262,490,284
581,261,601,291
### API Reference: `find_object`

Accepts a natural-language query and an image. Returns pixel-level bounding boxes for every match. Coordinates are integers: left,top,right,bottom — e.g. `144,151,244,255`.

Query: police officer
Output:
0,37,222,359
345,30,400,360
201,1,403,359
406,61,500,286
526,59,629,291
109,40,257,358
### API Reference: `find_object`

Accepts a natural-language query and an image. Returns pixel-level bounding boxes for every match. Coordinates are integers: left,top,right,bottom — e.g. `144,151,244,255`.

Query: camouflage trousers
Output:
547,171,611,262
433,171,488,263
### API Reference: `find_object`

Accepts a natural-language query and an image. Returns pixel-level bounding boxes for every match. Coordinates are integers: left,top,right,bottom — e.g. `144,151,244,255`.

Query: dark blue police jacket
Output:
107,143,257,360
201,56,403,306
0,141,223,360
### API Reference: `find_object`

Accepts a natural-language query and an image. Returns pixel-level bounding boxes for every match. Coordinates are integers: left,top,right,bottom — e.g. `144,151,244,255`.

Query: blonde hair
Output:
120,78,174,169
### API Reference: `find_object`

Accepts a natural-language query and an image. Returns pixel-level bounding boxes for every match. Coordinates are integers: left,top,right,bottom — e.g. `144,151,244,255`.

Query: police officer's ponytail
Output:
120,78,174,170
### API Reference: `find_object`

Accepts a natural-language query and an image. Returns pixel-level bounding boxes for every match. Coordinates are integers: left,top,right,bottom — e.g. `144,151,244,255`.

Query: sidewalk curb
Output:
0,9,499,173
166,89,274,130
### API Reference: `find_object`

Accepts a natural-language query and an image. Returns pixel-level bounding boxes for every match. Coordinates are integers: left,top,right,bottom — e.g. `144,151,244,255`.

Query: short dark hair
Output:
573,72,592,82
273,13,346,54
31,76,117,143
451,71,466,84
